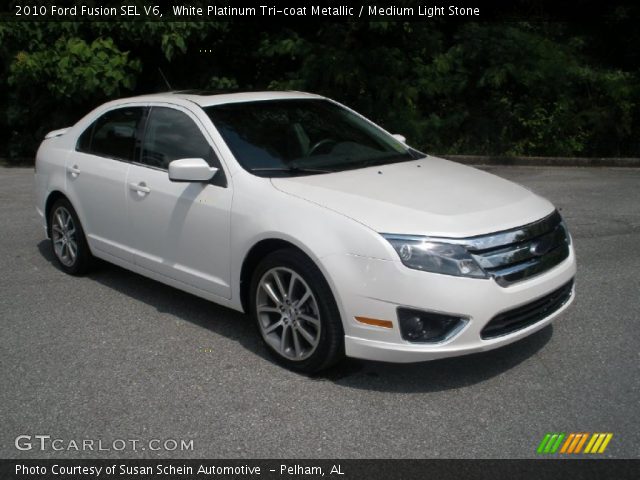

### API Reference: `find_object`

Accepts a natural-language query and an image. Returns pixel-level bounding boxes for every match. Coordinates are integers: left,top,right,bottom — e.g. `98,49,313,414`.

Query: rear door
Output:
125,105,233,299
66,106,146,262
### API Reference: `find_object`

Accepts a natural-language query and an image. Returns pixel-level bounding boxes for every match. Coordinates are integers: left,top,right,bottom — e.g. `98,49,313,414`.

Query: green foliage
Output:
9,37,140,98
415,24,637,156
0,19,638,162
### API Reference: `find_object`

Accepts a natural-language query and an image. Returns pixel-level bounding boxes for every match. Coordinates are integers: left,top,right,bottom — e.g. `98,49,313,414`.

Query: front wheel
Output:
49,198,93,275
250,249,344,373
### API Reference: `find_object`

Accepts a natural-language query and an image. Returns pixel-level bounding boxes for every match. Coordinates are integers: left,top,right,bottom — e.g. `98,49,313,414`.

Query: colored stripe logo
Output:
537,433,613,454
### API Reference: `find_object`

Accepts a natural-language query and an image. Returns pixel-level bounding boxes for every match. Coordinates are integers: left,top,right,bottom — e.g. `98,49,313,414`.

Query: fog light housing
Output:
397,308,466,343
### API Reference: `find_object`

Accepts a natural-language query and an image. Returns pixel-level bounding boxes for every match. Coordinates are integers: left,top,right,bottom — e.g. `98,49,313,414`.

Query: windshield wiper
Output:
354,153,414,169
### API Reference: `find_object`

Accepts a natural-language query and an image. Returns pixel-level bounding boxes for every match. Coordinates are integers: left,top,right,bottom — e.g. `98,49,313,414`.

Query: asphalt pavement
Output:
0,165,638,459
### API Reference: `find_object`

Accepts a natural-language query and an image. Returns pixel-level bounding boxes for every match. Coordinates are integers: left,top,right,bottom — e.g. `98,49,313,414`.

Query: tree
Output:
1,17,638,162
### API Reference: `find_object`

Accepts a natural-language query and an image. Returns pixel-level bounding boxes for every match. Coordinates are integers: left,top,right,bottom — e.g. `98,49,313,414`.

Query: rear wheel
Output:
250,249,344,373
49,198,93,275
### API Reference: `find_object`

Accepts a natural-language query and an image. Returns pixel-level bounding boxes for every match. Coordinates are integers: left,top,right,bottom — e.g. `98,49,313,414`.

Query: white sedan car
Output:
35,91,576,372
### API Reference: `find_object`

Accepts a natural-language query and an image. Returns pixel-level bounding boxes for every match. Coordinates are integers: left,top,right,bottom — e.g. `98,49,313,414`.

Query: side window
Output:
76,107,144,161
76,123,93,153
140,107,220,170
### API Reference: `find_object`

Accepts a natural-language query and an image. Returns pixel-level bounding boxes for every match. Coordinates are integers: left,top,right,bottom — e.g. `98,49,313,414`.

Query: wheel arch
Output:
239,238,333,315
44,190,70,238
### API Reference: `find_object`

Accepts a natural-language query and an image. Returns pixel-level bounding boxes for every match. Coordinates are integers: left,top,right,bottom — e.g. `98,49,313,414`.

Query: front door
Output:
125,105,232,299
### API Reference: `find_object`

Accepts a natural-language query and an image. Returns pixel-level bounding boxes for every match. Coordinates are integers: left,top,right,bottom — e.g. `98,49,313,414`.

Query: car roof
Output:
126,90,324,107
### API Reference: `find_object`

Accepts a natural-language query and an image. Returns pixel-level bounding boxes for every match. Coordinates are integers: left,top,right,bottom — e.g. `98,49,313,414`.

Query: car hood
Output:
270,156,555,237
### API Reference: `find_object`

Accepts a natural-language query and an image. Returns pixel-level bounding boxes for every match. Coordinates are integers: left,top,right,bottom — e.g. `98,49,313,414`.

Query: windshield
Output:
203,99,419,177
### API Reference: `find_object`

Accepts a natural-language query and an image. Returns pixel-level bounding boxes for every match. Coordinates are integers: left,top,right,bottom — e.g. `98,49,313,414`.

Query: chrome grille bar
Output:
419,210,570,287
467,211,570,286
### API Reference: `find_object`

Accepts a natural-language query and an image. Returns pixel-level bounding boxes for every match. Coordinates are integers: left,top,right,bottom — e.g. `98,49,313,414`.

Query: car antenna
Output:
158,68,173,91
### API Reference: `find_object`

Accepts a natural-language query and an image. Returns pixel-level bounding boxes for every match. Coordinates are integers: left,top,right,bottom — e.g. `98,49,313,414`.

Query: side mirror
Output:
168,158,218,183
392,134,407,143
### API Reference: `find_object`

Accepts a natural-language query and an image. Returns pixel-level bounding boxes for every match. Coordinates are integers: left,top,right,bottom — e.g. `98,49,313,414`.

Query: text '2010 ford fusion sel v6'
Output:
34,91,576,372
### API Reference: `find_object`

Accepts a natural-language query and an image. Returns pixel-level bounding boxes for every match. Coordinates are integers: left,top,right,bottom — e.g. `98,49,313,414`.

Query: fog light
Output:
397,307,466,343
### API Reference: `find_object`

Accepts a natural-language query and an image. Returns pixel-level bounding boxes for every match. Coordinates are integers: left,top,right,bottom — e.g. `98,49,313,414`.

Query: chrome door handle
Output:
129,182,151,195
67,165,81,177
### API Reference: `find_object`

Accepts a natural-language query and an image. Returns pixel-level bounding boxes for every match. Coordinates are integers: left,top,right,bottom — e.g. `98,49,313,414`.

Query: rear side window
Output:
76,107,144,161
140,107,219,170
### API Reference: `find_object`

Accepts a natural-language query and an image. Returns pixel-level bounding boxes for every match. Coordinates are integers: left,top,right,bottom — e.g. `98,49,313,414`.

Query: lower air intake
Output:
481,279,574,340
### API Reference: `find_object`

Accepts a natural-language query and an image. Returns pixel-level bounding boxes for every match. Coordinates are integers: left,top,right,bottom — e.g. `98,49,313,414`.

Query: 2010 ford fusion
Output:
34,91,576,372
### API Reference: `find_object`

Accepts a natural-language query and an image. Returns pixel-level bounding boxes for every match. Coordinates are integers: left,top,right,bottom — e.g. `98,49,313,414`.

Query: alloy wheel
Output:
51,206,78,267
256,267,321,361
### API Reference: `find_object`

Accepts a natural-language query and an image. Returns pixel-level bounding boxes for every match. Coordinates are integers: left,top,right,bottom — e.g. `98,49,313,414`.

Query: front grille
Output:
465,210,571,286
481,279,574,339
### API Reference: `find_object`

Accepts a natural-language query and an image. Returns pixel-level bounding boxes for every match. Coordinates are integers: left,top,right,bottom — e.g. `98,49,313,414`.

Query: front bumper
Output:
322,246,576,363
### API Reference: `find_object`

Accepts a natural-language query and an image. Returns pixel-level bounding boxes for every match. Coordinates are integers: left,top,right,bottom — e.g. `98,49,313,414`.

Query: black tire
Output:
49,198,93,275
250,248,345,373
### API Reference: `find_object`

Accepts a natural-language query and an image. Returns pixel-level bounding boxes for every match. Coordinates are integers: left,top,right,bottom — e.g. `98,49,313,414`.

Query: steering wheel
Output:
308,138,337,156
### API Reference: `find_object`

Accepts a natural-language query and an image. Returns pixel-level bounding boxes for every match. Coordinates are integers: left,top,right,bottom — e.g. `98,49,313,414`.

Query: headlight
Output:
382,234,487,278
560,220,572,245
